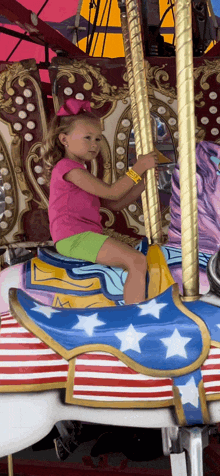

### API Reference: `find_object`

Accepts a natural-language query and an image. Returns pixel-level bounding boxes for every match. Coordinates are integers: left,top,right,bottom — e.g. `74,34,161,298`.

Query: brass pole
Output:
120,10,151,242
124,0,162,244
8,455,13,476
175,0,199,298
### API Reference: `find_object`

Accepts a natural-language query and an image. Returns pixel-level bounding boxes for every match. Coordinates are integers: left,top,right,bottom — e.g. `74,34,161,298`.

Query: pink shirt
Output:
48,158,103,243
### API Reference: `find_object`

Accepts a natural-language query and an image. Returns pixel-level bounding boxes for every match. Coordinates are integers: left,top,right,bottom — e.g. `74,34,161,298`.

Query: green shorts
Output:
56,232,109,263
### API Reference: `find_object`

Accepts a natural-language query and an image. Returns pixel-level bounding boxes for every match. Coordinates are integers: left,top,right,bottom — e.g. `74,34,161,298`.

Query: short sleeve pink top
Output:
48,158,103,243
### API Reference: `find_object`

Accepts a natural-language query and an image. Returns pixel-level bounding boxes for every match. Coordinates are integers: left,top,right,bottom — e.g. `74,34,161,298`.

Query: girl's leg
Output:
96,237,147,305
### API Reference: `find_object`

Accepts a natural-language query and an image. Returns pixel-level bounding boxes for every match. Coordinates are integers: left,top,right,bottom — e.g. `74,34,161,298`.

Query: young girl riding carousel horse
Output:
42,98,158,304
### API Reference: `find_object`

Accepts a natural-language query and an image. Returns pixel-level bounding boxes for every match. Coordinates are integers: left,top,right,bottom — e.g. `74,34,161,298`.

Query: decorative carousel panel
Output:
49,56,129,119
113,103,178,236
49,57,143,241
0,134,18,239
0,59,50,244
146,56,220,143
48,56,220,241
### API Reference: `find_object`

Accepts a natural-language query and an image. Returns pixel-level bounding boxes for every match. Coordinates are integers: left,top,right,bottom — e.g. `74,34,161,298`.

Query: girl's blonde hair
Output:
42,111,100,184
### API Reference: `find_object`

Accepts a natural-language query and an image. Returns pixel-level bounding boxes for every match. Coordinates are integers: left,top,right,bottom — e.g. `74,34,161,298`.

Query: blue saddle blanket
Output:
10,285,210,375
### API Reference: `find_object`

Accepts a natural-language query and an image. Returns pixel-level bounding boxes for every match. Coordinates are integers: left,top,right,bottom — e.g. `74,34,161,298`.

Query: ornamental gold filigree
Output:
194,59,220,90
56,59,129,110
11,135,33,200
26,142,48,210
0,133,19,237
145,61,176,103
0,64,24,114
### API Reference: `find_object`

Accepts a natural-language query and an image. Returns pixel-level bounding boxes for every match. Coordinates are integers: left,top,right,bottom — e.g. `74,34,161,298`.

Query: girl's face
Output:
59,119,102,163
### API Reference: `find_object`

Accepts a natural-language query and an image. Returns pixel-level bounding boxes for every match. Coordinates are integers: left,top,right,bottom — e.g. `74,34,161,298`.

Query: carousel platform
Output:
0,432,220,476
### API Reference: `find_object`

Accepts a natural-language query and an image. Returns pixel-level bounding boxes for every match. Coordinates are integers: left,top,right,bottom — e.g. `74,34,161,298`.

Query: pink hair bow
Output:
56,98,91,116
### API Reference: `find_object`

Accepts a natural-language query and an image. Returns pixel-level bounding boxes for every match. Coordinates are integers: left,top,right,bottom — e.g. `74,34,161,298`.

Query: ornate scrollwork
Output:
56,60,129,112
101,209,115,227
145,62,176,103
0,63,25,114
0,133,19,239
0,60,47,135
194,59,220,90
26,142,48,210
193,59,220,108
194,91,205,108
11,135,33,199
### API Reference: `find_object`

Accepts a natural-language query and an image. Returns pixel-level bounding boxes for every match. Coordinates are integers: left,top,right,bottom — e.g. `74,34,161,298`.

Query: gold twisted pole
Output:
120,10,151,241
8,455,13,476
175,0,199,298
123,0,162,244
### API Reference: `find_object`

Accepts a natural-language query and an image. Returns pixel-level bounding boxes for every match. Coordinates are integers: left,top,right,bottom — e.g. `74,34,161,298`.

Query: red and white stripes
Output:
2,311,220,406
202,345,220,395
72,352,174,402
0,311,68,387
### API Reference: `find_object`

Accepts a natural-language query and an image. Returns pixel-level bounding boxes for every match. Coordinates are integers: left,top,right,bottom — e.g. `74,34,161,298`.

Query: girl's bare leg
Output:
96,237,147,305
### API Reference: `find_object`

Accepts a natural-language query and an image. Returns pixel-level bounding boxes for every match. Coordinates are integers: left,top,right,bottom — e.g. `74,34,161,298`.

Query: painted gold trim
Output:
211,340,220,348
66,397,174,409
198,379,210,424
65,357,76,404
173,284,211,365
172,385,187,426
66,356,174,408
206,393,220,401
9,284,211,378
0,382,66,393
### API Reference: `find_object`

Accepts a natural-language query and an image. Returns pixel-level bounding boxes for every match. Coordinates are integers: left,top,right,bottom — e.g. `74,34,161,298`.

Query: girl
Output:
42,98,158,305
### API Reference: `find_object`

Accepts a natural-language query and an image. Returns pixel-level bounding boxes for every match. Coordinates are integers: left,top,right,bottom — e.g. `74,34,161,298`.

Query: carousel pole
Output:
119,0,162,244
7,455,13,476
175,0,199,298
119,5,151,242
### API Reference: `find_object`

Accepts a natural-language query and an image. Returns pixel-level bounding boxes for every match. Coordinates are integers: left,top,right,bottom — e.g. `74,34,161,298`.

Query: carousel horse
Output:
1,143,220,476
165,140,220,294
1,233,220,476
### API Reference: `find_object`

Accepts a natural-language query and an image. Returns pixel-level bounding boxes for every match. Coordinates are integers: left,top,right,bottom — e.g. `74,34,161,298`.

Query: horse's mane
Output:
168,141,220,254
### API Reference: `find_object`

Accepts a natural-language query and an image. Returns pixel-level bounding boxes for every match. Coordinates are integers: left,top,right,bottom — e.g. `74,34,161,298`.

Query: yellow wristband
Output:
126,168,142,184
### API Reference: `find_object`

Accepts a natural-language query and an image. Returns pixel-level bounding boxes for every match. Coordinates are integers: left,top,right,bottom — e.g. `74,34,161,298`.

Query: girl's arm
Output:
101,178,145,211
101,163,159,211
64,152,157,201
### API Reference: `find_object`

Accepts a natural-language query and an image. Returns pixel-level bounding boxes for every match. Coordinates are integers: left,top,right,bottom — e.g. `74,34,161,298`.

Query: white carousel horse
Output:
1,242,220,476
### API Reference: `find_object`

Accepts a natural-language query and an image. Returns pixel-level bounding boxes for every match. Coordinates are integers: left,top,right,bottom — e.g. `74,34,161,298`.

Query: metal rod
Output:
7,455,13,476
124,0,162,244
175,0,199,298
120,8,151,241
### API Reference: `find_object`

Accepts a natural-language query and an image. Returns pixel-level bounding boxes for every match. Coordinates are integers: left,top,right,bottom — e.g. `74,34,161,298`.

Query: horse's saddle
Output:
6,247,220,426
9,283,210,377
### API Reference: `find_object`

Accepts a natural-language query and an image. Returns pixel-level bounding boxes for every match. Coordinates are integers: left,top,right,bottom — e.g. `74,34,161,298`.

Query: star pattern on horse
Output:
160,328,192,359
115,324,147,353
177,376,199,408
73,313,105,337
138,300,168,319
30,302,61,319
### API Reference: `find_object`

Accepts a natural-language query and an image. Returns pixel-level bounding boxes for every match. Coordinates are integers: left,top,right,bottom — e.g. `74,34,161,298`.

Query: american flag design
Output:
1,309,220,416
201,345,220,396
0,311,68,389
71,351,174,405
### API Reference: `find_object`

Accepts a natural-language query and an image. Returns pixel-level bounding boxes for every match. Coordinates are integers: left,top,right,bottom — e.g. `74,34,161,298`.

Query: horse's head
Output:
168,141,220,255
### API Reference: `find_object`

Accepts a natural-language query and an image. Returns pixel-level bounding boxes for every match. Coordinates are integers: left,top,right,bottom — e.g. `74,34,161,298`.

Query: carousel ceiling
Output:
0,0,219,63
